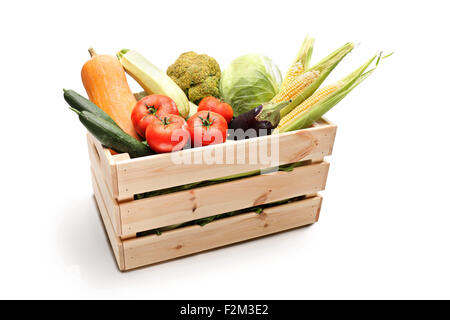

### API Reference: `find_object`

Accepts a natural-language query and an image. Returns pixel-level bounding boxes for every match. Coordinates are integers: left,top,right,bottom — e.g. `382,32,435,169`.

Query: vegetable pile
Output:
64,38,389,158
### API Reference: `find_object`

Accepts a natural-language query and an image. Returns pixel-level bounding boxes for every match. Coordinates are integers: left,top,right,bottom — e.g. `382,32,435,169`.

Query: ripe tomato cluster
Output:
198,96,233,123
131,95,233,153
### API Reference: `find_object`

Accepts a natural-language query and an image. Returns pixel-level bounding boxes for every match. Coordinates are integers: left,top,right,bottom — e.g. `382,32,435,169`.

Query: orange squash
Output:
81,48,139,139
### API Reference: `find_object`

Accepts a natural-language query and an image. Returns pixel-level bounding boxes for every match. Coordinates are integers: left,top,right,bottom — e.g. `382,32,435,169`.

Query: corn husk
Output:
280,36,315,90
279,42,355,118
277,52,384,133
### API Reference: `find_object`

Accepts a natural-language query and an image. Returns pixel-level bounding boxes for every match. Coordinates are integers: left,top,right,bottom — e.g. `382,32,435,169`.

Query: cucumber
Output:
70,108,151,158
63,89,118,127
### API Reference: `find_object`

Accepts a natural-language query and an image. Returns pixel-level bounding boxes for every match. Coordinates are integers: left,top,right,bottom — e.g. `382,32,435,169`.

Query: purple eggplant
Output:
228,100,290,140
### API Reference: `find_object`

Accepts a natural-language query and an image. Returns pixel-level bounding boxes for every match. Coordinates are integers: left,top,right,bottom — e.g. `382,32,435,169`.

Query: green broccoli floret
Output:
167,51,221,104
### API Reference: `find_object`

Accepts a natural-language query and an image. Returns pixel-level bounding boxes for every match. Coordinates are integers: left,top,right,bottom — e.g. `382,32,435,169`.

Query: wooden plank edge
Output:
87,134,113,195
315,195,323,222
122,195,322,270
108,150,132,203
319,118,337,156
87,137,122,235
87,133,121,200
91,171,126,271
317,117,334,126
322,161,330,190
90,166,122,235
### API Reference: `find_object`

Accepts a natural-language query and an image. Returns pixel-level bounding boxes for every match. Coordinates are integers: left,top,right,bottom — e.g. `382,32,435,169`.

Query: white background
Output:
1,0,449,299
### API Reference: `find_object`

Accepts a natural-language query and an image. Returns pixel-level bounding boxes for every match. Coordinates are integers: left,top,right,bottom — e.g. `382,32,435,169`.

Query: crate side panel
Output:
122,196,322,270
88,139,122,235
116,123,337,199
120,161,329,235
91,166,122,235
91,172,125,271
87,133,120,199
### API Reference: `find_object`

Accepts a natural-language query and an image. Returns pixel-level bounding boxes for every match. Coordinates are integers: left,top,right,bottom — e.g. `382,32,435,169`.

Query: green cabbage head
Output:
219,54,282,116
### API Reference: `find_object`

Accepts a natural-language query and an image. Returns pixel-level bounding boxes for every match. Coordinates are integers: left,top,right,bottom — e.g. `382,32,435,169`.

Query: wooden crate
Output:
88,119,337,271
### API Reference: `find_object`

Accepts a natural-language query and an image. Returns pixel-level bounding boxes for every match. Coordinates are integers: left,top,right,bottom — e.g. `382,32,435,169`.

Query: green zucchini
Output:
63,89,118,127
70,108,150,158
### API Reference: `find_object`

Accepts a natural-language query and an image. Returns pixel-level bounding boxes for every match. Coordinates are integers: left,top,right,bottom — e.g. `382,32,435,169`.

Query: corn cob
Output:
280,61,304,90
271,70,320,103
277,83,342,129
275,52,384,133
279,42,355,118
280,36,315,90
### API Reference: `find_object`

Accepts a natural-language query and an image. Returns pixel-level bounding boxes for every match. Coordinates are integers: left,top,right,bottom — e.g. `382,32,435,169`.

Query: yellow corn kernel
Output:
280,61,304,90
277,83,342,129
272,70,320,103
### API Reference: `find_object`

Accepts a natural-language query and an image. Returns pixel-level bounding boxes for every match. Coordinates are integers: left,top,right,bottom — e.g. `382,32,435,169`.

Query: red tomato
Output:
198,96,220,109
131,94,179,137
145,115,189,153
187,111,228,146
198,96,233,123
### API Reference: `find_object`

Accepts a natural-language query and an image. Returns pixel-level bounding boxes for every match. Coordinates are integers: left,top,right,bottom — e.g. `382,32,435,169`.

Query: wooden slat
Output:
91,171,125,271
119,161,329,235
91,167,122,235
115,121,337,199
87,133,128,199
122,196,322,270
88,138,122,235
87,134,114,196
